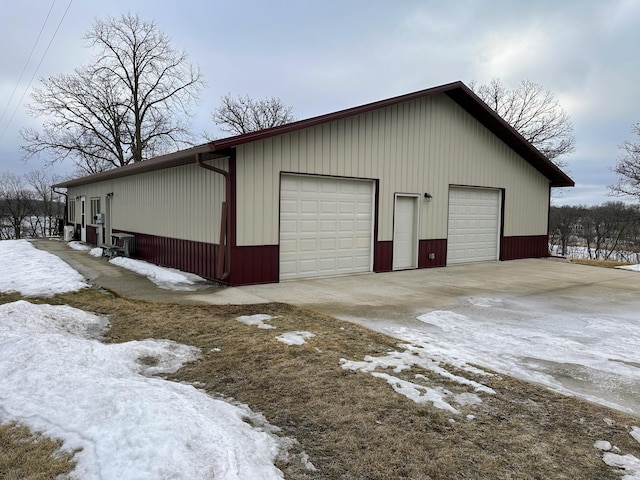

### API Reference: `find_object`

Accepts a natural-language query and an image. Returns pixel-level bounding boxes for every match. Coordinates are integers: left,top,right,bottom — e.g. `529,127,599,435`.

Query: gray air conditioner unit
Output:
64,225,75,242
94,213,105,224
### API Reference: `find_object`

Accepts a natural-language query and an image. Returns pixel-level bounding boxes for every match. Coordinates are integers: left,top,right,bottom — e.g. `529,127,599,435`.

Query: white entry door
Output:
393,194,419,270
280,175,374,280
80,196,86,242
447,187,500,264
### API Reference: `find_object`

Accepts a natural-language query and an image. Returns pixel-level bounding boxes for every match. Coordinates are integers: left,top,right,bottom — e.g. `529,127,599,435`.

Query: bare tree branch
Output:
609,123,640,199
212,94,295,135
21,13,205,174
470,78,575,167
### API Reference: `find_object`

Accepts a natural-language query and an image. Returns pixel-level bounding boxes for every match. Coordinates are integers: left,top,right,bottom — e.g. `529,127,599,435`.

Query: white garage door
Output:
280,175,374,280
447,187,501,264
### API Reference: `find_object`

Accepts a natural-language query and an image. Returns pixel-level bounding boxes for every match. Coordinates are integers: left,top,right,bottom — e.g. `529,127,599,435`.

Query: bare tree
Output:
212,94,294,135
609,123,640,199
549,205,584,256
22,13,205,175
25,170,64,236
0,173,35,239
470,79,575,166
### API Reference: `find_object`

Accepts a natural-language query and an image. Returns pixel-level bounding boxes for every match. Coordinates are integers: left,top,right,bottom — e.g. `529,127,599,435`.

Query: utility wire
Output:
0,0,73,139
0,0,56,127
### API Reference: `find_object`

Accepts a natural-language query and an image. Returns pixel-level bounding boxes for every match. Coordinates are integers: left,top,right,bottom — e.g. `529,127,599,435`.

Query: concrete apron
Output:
197,258,640,416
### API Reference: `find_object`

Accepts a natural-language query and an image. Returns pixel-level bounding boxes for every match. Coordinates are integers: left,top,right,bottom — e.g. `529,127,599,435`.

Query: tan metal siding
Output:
67,158,227,243
234,93,550,246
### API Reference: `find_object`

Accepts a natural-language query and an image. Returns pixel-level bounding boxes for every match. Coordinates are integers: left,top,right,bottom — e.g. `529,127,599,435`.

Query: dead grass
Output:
570,258,631,268
0,423,76,479
2,288,640,479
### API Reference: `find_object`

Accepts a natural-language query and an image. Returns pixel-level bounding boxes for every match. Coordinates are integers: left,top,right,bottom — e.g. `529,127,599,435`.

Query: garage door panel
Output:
279,219,298,233
299,238,318,252
447,187,500,264
320,201,337,214
300,200,318,213
300,220,319,232
280,175,374,280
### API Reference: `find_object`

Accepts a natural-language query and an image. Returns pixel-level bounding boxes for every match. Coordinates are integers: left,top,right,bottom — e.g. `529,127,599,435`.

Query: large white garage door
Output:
447,187,501,264
280,175,374,280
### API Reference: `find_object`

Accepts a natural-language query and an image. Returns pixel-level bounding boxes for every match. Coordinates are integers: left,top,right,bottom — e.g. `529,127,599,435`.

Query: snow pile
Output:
0,300,286,480
276,331,315,345
67,241,90,251
89,247,103,257
0,240,88,296
616,264,640,272
109,256,207,291
596,427,640,480
341,343,494,414
237,314,277,329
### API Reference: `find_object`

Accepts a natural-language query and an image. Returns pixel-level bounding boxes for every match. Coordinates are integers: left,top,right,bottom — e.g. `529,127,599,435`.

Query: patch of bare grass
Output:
0,292,25,306
4,288,640,479
0,423,76,479
570,258,631,268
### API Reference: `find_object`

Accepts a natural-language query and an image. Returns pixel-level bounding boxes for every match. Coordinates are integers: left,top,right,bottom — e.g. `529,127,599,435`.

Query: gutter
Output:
196,152,231,281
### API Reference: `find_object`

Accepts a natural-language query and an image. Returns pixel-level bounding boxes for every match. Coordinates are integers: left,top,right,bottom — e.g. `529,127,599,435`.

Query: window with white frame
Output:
68,199,76,224
90,197,100,224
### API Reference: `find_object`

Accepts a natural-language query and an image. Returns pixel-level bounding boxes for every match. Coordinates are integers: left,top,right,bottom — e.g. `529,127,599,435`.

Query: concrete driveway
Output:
197,257,640,317
198,259,640,417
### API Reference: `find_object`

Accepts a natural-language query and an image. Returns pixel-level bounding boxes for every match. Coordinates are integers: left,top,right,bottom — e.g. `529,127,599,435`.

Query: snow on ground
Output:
0,240,88,296
64,241,208,290
345,293,640,417
67,241,90,251
617,264,640,272
341,343,494,414
550,244,640,263
237,314,278,329
0,300,286,480
276,331,316,345
109,256,208,291
596,428,640,480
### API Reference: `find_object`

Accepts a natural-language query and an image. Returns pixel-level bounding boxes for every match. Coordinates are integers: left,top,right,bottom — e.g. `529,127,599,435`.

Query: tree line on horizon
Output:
0,170,64,240
549,202,640,263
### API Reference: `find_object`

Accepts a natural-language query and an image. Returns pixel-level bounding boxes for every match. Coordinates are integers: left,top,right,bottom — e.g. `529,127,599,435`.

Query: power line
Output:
0,0,74,140
0,1,57,127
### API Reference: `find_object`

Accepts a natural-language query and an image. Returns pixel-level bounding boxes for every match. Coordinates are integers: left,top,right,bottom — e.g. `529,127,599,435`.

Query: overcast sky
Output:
1,0,638,205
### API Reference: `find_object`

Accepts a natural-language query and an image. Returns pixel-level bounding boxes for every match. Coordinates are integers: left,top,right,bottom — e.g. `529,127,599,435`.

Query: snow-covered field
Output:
0,301,285,479
550,243,640,263
2,239,88,296
0,240,287,479
0,239,639,478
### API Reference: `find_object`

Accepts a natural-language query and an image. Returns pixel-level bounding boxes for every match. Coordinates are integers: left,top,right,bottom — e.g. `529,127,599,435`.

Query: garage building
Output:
55,81,574,285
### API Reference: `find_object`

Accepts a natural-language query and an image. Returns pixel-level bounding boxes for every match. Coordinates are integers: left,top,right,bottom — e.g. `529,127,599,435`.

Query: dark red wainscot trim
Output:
374,241,393,272
500,235,549,260
418,239,447,268
230,245,279,286
87,226,98,246
116,230,221,281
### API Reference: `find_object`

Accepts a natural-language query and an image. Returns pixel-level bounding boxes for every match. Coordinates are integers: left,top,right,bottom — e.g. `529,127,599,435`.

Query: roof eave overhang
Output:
211,81,574,188
55,81,574,189
53,143,221,188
